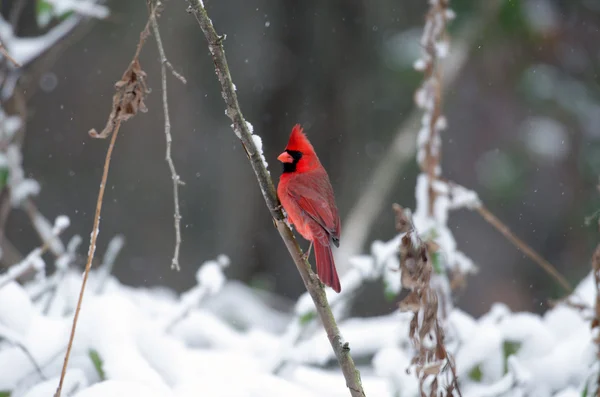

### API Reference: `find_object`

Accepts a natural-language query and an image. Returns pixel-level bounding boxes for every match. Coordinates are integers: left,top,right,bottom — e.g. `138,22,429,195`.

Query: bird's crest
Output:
285,124,315,154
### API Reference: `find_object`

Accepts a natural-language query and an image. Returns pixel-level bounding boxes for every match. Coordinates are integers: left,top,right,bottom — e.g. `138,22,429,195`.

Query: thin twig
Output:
185,2,365,395
54,120,121,397
150,6,186,271
23,199,65,257
476,205,572,292
0,42,21,68
55,9,155,395
165,61,187,84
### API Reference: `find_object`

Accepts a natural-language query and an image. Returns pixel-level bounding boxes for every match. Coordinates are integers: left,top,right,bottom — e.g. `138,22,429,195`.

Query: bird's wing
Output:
287,171,340,244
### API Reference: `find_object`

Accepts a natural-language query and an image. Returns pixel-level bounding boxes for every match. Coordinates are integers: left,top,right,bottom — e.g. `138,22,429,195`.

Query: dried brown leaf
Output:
399,291,422,312
422,362,442,376
89,58,149,139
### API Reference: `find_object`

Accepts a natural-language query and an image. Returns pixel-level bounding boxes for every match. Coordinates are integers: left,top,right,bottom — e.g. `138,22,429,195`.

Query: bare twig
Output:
150,4,186,271
0,42,21,68
54,120,121,397
185,2,365,395
55,10,155,396
476,205,572,292
23,199,65,257
165,61,187,84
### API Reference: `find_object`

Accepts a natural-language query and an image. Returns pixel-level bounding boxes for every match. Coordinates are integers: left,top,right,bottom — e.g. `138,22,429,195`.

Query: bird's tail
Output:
314,241,341,293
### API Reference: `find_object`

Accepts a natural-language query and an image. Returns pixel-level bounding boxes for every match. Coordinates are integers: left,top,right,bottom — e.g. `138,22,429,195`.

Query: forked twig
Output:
185,1,366,396
149,2,187,271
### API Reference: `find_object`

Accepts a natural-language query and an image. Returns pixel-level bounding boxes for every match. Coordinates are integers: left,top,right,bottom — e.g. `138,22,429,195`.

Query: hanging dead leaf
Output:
89,59,149,139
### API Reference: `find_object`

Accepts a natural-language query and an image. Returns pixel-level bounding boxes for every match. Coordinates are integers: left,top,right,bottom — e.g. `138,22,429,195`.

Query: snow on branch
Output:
0,0,108,70
0,215,69,289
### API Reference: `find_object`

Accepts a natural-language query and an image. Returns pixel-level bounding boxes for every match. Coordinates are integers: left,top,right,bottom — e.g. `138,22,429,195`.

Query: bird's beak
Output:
277,151,294,163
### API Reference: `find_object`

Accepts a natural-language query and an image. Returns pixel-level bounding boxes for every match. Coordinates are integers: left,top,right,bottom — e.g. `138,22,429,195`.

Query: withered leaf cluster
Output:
89,59,149,139
393,203,460,397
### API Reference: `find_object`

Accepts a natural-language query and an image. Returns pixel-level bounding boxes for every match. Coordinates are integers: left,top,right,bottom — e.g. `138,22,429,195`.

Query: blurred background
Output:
2,0,599,317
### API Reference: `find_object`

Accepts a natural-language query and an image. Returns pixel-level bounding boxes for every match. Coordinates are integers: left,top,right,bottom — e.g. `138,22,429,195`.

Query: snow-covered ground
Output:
0,232,595,397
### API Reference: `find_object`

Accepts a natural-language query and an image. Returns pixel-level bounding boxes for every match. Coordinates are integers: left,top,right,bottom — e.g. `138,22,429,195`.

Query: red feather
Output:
277,124,341,292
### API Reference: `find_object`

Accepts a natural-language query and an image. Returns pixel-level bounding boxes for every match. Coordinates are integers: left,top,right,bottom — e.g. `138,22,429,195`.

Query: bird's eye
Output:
286,150,303,161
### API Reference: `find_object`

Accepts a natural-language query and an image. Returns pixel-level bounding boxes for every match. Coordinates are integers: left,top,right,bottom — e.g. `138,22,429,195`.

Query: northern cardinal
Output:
277,124,341,293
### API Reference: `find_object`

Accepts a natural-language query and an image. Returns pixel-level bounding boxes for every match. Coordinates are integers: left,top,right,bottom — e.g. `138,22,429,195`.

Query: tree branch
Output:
338,0,503,270
185,1,365,395
150,3,186,271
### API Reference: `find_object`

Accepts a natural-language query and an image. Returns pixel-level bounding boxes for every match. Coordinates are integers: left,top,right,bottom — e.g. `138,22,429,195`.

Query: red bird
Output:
277,124,341,293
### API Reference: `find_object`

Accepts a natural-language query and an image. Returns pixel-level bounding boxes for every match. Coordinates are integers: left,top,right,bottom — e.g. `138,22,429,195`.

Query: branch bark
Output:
185,2,365,396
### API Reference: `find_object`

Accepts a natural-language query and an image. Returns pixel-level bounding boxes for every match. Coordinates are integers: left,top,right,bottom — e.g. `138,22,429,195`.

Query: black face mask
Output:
282,150,303,173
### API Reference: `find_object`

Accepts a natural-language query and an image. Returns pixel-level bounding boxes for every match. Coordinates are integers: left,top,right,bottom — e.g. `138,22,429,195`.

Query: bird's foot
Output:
301,242,313,262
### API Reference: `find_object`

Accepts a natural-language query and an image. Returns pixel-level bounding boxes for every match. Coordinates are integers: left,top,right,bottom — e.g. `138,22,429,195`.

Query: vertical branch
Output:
185,2,366,396
412,0,570,294
54,120,121,397
338,0,503,268
414,0,453,217
150,2,187,271
405,1,462,395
